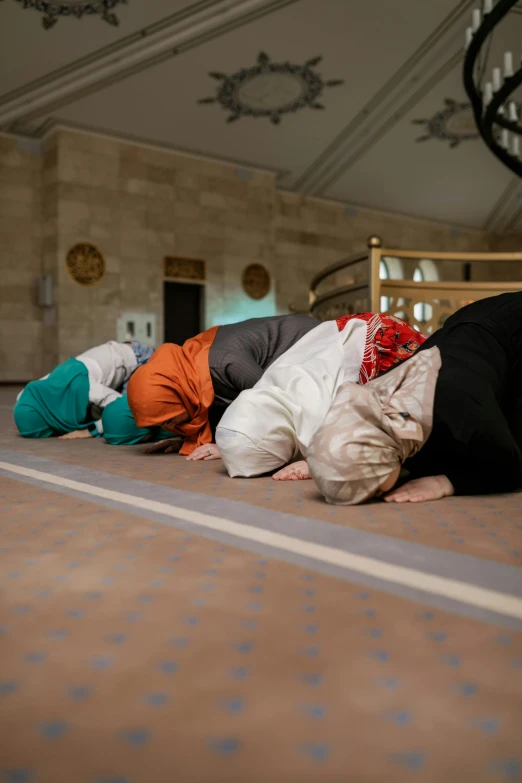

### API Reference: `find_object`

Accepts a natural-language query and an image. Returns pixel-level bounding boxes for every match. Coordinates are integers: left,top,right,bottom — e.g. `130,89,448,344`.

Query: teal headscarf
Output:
102,395,172,446
14,358,95,439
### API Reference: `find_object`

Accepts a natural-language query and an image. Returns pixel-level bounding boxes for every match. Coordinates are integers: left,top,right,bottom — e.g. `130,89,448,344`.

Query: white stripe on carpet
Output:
1,460,521,621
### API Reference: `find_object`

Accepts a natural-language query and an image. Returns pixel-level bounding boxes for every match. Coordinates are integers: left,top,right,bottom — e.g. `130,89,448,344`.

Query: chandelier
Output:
7,0,128,29
463,0,522,177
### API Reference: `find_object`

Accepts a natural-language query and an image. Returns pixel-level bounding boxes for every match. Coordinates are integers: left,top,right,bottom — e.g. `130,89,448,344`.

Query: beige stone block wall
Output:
54,130,160,363
473,233,522,284
489,233,522,253
0,134,43,381
53,129,282,361
41,136,59,374
274,193,491,312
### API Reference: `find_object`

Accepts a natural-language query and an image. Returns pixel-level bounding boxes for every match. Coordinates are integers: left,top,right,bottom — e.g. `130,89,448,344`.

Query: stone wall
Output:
274,193,492,311
490,233,522,251
53,129,281,365
468,233,522,281
41,134,59,372
0,126,519,382
0,135,43,382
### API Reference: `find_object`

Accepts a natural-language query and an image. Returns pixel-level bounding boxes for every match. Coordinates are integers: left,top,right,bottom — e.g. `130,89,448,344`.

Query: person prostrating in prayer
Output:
215,312,425,479
14,340,153,440
307,292,522,504
126,315,322,458
101,394,174,447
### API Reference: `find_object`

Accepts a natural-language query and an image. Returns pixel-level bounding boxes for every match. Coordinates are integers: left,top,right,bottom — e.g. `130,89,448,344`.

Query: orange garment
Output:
127,326,219,456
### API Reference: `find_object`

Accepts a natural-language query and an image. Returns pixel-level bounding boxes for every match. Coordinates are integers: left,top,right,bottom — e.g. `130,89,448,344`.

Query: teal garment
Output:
102,395,172,446
14,358,96,439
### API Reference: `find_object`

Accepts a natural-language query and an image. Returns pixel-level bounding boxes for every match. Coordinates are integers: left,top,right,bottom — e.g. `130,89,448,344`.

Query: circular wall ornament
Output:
198,51,343,125
242,264,270,300
66,242,106,286
10,0,128,29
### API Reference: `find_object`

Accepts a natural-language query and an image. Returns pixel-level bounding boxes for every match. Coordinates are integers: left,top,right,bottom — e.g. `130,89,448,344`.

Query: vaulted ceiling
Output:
1,0,521,232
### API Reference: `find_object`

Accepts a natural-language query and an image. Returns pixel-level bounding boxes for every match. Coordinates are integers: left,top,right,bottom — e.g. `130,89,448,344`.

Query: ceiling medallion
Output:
9,0,128,29
66,242,106,286
412,98,479,148
198,51,343,125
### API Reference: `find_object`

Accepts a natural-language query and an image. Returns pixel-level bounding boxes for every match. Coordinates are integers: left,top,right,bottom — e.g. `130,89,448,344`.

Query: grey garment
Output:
209,314,321,404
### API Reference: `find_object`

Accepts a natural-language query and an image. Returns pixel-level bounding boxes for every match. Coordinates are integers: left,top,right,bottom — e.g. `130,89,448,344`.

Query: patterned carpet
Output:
0,387,521,783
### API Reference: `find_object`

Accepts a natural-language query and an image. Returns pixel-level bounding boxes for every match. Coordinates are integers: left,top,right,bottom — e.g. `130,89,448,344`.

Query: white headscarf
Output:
216,318,368,477
307,346,441,505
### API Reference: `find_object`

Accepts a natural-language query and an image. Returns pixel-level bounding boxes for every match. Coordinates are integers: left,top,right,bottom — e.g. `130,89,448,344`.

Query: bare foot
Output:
384,475,454,503
58,429,93,440
273,460,311,481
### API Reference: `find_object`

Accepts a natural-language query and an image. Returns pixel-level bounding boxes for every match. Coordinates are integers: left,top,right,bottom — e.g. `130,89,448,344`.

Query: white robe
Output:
216,318,367,477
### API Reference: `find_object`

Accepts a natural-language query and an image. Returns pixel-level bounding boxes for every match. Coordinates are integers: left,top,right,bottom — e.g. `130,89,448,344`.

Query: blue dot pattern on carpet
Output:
221,697,245,714
1,485,521,782
302,704,327,719
299,742,330,762
0,682,19,696
96,778,133,783
160,661,178,674
91,656,114,670
68,686,92,701
144,692,168,706
38,721,69,739
2,770,34,783
301,673,323,687
119,728,152,747
208,737,241,756
25,652,46,664
391,751,426,770
230,667,249,681
487,759,521,779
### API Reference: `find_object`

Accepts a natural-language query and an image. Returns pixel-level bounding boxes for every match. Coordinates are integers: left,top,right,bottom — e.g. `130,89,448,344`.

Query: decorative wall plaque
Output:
242,264,270,300
65,242,106,286
164,256,205,281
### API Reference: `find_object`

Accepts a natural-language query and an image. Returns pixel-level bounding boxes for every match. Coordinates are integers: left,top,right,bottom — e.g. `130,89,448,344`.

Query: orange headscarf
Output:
127,326,219,456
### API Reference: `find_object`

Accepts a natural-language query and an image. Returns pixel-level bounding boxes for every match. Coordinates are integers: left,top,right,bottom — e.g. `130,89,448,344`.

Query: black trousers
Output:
405,292,522,495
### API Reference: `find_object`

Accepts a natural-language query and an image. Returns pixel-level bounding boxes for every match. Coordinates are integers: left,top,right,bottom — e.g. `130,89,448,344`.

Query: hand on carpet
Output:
384,475,454,503
58,429,93,440
272,460,311,481
186,444,221,461
143,438,183,455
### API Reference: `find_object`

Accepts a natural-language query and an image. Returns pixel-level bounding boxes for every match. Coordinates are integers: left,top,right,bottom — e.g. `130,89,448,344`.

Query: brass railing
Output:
309,236,522,332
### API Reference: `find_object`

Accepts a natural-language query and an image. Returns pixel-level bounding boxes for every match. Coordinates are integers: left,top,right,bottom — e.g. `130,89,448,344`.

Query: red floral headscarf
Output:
336,313,426,384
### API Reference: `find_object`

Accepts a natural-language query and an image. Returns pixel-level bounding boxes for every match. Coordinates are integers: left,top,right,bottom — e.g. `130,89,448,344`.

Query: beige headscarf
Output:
307,346,442,505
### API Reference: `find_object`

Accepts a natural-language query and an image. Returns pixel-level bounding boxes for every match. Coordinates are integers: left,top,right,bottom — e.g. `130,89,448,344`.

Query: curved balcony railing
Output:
309,236,522,332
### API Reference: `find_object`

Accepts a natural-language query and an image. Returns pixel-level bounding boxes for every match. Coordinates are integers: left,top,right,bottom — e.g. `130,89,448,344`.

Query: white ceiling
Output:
0,0,521,232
